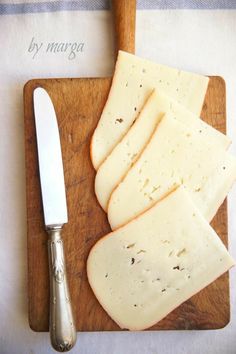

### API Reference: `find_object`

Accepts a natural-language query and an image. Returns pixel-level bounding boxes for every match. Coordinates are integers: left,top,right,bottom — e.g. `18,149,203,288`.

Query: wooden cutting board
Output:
24,0,230,332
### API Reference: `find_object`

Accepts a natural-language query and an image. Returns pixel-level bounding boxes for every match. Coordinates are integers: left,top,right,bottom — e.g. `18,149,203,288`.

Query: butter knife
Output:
33,87,77,352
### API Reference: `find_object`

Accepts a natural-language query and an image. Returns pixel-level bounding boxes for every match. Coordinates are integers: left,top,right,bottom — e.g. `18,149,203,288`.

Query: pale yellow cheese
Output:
91,50,209,169
108,116,236,230
95,90,230,211
87,187,235,331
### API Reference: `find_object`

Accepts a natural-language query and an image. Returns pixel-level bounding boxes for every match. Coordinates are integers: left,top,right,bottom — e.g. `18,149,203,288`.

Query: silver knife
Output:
33,87,77,352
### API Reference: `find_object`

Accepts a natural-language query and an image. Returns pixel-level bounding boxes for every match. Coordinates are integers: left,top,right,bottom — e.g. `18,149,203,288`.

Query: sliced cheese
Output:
108,116,236,230
95,90,230,211
91,50,209,169
87,187,235,331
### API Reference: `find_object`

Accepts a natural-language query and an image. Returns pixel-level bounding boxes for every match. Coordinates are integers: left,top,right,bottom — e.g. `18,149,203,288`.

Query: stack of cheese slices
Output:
87,51,236,330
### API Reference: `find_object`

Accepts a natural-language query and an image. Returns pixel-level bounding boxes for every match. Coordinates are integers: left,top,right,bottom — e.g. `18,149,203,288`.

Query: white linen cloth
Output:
0,2,236,353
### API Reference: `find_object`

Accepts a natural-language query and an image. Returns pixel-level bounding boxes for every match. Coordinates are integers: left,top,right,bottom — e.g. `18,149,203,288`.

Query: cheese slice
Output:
87,187,235,331
108,116,236,230
91,50,209,169
95,90,230,211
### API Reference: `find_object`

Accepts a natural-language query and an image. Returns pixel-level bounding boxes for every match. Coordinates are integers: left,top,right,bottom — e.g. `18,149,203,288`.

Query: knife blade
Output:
33,87,67,227
33,87,76,352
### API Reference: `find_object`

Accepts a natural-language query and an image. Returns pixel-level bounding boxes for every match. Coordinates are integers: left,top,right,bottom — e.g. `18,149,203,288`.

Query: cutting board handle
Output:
112,0,136,55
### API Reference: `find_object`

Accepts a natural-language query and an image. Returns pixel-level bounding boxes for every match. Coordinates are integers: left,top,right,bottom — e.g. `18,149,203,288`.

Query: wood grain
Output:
24,76,230,332
112,0,136,55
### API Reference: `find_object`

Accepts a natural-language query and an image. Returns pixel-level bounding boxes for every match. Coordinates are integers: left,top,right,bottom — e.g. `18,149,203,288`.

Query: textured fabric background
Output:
1,0,236,14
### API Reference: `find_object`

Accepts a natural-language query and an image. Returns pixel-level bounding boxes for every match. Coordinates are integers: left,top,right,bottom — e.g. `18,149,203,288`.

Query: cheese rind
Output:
95,90,230,211
108,116,236,230
91,50,209,169
87,187,235,330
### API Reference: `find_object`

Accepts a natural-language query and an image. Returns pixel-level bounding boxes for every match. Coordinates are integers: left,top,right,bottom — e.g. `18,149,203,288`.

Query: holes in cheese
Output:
95,90,231,211
87,187,235,331
107,116,236,230
91,51,209,169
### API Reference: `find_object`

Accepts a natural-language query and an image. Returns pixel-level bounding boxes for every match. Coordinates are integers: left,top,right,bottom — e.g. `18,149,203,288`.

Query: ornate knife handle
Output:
47,227,77,352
